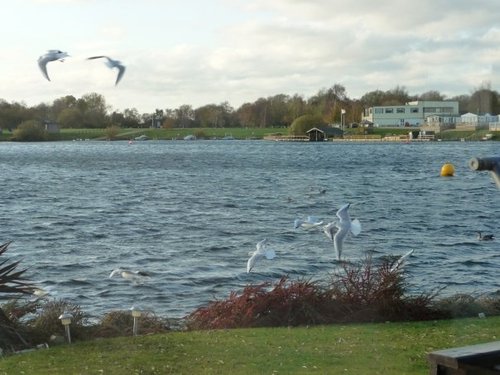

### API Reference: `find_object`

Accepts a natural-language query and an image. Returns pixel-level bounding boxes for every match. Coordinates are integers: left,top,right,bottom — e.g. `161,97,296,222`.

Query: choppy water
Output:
0,140,499,319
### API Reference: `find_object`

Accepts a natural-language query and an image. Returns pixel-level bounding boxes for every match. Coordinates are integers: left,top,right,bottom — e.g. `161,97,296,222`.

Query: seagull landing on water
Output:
109,268,150,283
477,231,495,241
333,203,361,260
87,55,126,85
247,239,276,273
37,50,69,81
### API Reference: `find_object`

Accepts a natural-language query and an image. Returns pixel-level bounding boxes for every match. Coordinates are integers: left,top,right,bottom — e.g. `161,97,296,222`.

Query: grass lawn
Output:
1,316,499,374
1,126,495,142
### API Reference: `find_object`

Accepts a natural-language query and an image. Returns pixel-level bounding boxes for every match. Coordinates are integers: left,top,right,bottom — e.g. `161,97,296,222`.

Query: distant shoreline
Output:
0,127,497,142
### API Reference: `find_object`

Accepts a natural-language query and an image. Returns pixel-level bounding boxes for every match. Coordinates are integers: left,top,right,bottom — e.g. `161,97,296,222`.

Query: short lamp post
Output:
130,306,142,336
58,312,73,344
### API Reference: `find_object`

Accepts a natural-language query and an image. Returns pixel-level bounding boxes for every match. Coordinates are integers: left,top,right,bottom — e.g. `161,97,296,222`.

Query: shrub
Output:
328,256,446,322
105,125,120,140
92,310,170,338
28,299,89,343
187,257,444,330
434,293,500,318
194,130,207,139
12,121,47,141
186,277,336,330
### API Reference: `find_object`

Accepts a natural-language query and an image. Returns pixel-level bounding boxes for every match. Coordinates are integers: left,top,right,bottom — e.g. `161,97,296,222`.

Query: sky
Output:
1,0,500,114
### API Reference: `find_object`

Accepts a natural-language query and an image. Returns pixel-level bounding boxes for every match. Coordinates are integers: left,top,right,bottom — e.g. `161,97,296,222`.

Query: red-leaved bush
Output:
186,256,447,330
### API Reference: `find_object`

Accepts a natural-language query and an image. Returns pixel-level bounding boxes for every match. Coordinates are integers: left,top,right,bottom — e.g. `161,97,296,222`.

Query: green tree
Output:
418,90,446,101
285,94,307,124
289,114,325,135
360,90,386,107
175,104,195,128
12,120,47,141
80,93,109,128
57,108,83,128
122,108,141,127
50,95,77,121
308,84,348,124
0,100,31,130
468,82,500,114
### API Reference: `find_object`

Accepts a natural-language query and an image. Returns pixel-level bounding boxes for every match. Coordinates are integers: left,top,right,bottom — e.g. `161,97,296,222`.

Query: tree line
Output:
1,83,499,130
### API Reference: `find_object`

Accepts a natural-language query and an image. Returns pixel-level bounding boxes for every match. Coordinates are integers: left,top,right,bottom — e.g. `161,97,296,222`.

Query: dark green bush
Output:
12,121,47,141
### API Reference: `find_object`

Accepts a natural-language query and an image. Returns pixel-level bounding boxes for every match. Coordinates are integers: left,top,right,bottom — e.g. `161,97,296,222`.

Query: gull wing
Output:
336,203,351,221
350,219,362,236
87,55,108,60
264,249,276,260
256,238,268,253
115,64,126,85
390,249,414,272
109,269,121,278
37,55,51,81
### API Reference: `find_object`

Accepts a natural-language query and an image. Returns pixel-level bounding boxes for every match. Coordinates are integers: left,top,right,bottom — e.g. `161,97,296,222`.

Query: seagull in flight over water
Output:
333,203,361,260
109,268,150,283
87,55,126,85
247,239,276,273
37,50,69,81
294,216,324,230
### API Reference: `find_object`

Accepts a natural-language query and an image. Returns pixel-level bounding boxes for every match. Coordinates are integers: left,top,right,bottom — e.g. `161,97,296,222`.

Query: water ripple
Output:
1,140,499,318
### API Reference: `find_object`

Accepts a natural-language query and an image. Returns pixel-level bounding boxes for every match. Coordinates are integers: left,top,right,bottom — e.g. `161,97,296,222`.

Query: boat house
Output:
306,127,343,142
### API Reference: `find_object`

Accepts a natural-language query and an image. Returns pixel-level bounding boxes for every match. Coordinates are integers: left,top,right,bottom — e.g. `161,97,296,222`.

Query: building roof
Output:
306,127,343,136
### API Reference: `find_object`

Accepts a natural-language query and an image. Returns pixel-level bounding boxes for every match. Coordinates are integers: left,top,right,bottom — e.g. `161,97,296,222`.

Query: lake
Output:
0,139,499,319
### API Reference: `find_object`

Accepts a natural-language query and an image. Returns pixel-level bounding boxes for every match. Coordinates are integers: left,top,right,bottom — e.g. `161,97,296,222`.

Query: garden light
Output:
130,306,142,336
58,312,73,343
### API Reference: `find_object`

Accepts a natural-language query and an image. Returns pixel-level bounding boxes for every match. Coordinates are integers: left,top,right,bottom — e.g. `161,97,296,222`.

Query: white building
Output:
457,112,498,130
362,100,460,127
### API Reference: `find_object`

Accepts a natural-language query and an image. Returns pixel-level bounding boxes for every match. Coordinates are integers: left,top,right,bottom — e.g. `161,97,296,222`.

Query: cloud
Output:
3,0,500,112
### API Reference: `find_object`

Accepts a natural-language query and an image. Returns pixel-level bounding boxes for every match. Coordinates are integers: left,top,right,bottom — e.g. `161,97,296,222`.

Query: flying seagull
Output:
333,203,361,260
294,216,324,230
109,268,150,283
247,239,276,273
87,55,126,85
37,50,69,81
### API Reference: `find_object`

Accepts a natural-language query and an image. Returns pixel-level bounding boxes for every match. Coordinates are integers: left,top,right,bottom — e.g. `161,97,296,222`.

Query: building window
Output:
374,108,383,114
424,107,436,113
385,108,394,113
396,108,405,113
411,108,419,113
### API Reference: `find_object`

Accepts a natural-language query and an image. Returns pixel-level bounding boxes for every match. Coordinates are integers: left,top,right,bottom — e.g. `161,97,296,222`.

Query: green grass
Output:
1,316,499,374
54,127,288,141
0,127,497,142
